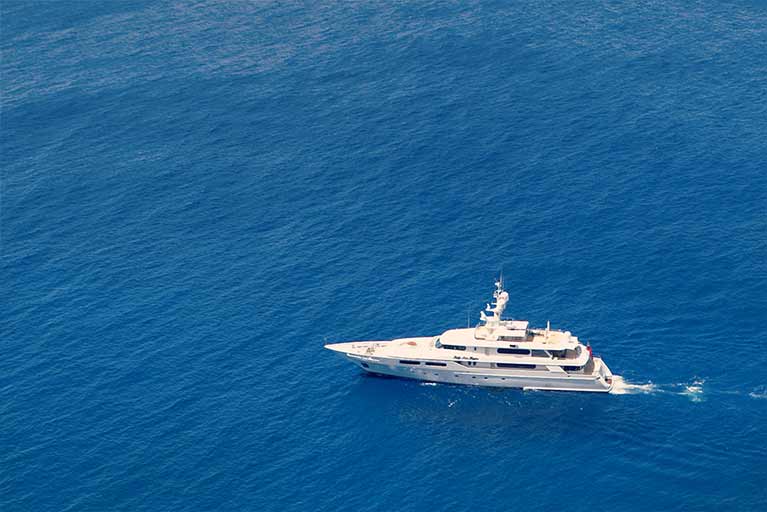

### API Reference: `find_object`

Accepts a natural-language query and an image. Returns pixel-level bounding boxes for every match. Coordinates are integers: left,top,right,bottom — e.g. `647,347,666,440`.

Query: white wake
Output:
610,376,709,401
680,379,705,402
609,375,658,395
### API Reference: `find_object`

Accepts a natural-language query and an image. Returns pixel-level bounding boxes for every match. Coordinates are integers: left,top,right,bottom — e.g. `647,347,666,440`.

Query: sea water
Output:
3,1,766,510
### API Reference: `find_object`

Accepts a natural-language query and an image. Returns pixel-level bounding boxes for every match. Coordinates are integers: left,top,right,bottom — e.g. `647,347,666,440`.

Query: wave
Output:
679,379,705,402
414,376,765,403
610,376,706,401
748,385,767,400
609,375,658,395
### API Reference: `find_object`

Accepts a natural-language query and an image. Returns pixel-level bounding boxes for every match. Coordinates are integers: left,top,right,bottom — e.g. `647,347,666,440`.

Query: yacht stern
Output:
594,357,614,392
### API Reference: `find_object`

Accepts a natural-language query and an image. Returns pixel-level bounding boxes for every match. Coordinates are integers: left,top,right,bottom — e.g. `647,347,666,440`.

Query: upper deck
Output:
326,278,594,368
439,326,580,350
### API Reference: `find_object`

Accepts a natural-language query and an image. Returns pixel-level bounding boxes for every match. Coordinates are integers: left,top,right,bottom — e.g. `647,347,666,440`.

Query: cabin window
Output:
498,348,530,355
441,344,467,351
564,365,582,371
435,338,442,348
531,350,549,358
425,362,447,367
399,360,421,365
498,335,525,341
496,363,537,369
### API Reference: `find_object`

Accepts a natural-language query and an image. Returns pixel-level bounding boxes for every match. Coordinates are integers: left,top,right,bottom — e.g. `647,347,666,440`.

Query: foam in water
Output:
680,379,705,402
609,375,658,395
610,376,710,401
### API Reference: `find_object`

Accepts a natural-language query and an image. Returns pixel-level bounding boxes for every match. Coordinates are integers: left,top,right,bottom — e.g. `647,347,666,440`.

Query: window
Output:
425,362,447,367
360,362,369,368
531,350,550,358
435,338,442,348
563,365,582,372
496,363,537,369
399,360,421,365
441,344,467,351
498,348,530,355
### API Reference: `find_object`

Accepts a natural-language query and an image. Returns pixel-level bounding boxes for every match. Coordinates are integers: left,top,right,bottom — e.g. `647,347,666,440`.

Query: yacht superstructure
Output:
325,279,614,392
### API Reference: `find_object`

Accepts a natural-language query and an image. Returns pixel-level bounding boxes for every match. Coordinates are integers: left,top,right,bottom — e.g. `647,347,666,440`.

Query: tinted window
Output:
564,365,582,371
441,344,467,351
498,348,530,355
497,363,537,369
425,362,447,367
399,360,421,365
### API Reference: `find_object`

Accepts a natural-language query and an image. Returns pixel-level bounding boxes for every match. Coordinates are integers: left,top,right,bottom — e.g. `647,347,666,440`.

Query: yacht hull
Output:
331,350,613,393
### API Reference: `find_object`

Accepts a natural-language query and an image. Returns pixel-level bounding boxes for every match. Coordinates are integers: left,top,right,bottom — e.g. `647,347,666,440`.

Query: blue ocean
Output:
2,1,766,510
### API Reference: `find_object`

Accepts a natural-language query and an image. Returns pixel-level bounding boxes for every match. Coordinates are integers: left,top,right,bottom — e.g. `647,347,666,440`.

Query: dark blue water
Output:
3,1,766,510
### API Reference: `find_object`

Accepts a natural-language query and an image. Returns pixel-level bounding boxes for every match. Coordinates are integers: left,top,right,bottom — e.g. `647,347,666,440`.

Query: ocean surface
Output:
2,1,766,510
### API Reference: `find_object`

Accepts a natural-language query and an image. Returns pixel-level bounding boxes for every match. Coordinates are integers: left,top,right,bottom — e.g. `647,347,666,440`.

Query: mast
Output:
478,277,509,330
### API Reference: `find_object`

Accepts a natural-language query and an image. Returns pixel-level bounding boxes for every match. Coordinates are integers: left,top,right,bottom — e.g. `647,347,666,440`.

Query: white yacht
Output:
326,279,614,392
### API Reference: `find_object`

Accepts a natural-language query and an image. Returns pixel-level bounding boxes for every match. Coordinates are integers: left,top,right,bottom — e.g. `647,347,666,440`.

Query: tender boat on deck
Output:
325,279,614,392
